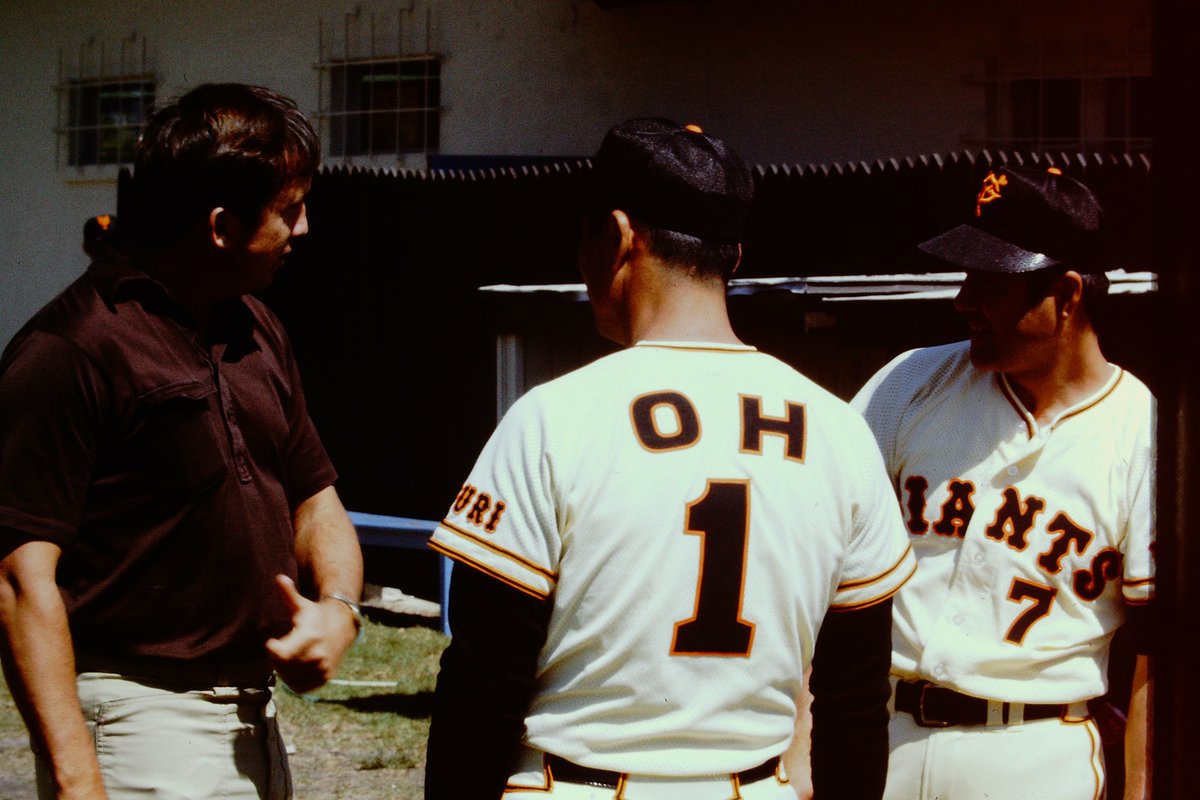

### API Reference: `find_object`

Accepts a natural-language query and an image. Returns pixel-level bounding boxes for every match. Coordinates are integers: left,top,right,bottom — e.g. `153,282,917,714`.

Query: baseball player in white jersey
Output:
852,165,1154,800
424,118,915,800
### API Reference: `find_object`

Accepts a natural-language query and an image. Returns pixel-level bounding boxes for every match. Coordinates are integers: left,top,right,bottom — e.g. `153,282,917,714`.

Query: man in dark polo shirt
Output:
0,83,363,799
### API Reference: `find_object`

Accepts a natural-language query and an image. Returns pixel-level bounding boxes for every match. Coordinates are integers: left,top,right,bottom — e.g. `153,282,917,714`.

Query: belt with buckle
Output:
896,679,1066,727
545,754,780,790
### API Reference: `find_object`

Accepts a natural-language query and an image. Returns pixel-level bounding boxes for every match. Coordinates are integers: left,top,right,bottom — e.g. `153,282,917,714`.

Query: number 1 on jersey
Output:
671,480,756,657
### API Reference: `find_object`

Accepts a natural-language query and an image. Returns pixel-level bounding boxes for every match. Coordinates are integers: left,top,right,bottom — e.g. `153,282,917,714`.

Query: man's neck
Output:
128,240,228,332
624,267,741,346
1005,331,1113,425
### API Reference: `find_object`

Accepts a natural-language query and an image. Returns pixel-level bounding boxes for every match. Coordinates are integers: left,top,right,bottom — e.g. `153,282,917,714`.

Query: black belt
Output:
896,680,1066,727
546,754,780,790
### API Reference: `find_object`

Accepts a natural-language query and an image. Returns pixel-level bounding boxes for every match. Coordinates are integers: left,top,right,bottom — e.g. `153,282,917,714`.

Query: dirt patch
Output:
0,735,36,800
286,745,424,799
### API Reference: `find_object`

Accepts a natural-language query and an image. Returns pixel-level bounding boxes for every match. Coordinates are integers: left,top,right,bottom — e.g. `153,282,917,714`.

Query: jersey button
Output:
953,614,964,625
933,665,946,678
1006,465,1019,477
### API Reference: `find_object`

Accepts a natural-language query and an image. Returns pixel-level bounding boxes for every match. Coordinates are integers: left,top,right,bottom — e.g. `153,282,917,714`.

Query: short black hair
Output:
635,221,741,282
126,83,319,246
580,207,742,282
1025,266,1111,324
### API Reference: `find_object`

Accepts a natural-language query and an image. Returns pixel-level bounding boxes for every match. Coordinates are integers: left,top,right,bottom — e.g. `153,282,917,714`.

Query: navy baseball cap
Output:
918,165,1109,273
589,117,754,244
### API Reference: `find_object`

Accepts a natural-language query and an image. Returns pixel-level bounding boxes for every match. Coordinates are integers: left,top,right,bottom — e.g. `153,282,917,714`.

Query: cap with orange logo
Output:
918,165,1109,274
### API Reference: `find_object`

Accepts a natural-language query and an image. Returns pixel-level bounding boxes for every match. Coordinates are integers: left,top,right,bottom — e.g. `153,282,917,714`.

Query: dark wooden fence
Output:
246,151,1154,533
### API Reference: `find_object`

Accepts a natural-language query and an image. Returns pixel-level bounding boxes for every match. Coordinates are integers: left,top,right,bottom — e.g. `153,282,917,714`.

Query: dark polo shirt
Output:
0,255,337,678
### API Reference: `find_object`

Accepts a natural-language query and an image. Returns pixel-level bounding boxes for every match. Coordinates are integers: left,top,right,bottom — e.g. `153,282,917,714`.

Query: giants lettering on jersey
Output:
902,477,1121,605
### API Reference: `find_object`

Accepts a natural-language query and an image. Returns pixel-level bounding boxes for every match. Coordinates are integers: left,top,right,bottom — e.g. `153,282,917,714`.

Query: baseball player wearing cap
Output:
852,165,1154,800
423,118,916,800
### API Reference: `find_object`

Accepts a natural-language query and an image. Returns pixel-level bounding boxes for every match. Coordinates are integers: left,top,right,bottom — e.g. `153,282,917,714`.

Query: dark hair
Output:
581,207,741,282
636,222,741,282
1025,266,1111,324
126,83,319,246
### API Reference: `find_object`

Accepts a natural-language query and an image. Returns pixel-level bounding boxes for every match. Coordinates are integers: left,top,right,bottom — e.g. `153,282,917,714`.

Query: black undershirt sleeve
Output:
809,598,893,800
1123,602,1155,655
424,564,552,800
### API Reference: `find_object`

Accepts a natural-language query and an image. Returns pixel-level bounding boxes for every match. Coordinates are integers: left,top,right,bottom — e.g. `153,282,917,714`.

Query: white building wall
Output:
0,0,1148,348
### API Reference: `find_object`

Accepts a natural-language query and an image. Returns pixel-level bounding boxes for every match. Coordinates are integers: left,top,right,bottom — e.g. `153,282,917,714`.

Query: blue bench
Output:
348,511,451,635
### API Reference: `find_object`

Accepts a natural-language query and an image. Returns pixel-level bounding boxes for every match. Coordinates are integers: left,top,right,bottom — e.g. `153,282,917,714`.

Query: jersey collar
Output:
998,365,1125,438
633,340,757,353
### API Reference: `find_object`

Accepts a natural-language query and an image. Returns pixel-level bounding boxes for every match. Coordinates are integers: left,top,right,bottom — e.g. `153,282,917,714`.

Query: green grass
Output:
0,620,449,800
275,620,449,772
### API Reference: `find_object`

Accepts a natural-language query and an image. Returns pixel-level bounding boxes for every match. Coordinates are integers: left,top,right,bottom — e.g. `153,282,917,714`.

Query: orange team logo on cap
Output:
684,124,703,133
1046,167,1063,175
975,172,1008,217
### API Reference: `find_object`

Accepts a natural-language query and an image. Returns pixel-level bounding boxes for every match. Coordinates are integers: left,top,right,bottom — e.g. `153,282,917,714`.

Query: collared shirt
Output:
0,254,337,672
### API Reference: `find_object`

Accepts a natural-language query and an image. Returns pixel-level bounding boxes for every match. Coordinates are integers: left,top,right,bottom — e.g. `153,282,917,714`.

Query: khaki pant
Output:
36,672,291,800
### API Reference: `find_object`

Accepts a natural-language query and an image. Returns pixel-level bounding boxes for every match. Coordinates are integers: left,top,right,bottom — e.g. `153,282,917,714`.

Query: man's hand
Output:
265,574,359,694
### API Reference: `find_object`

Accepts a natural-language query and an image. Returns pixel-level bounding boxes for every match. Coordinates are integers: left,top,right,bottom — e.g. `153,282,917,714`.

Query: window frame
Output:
57,75,156,169
318,54,442,163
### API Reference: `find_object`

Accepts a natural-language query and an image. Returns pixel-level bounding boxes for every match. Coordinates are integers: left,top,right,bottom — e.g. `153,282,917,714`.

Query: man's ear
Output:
1055,270,1085,319
610,209,635,267
208,207,243,250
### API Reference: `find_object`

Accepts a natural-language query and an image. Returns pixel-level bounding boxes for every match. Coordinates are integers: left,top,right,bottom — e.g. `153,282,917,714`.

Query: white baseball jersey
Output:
852,340,1154,705
430,340,915,775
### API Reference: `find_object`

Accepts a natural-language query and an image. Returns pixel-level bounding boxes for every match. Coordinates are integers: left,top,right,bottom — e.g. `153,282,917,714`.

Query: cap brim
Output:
918,224,1061,274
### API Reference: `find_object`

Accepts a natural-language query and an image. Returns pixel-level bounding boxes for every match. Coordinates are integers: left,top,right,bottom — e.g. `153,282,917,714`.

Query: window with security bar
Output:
963,11,1152,157
325,57,440,158
57,33,156,169
62,78,155,167
1002,75,1151,155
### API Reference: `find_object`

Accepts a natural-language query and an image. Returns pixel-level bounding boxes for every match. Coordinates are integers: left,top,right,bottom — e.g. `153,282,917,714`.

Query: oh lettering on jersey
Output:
450,483,507,533
630,390,805,657
629,391,806,461
903,477,1123,644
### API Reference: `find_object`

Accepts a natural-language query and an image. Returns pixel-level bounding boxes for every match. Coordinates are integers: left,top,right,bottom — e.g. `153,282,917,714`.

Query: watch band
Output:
322,592,365,631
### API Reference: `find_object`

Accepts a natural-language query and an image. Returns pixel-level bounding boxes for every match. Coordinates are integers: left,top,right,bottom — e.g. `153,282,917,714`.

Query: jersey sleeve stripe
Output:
836,543,915,591
829,559,917,611
436,518,558,581
427,538,552,601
